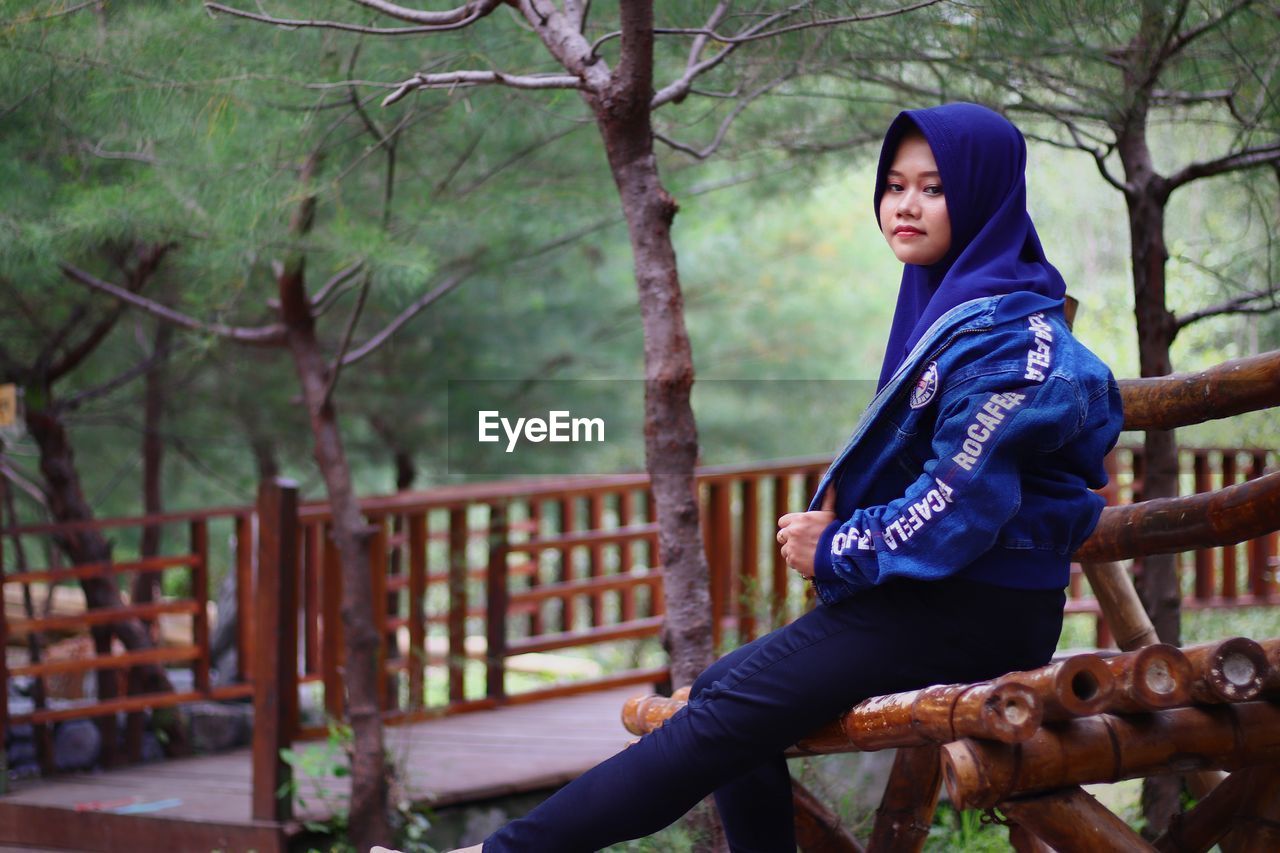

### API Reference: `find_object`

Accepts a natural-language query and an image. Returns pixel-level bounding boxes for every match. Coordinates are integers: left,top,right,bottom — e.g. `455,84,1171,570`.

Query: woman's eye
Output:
887,182,904,192
924,185,944,196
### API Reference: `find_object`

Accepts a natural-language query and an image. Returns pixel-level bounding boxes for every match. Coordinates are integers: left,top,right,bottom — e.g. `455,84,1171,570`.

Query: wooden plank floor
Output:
0,686,645,852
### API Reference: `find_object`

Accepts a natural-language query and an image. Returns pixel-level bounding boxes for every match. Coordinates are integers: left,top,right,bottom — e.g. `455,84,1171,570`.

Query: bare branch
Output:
597,0,943,55
58,263,287,346
381,69,583,107
1165,142,1280,194
312,260,367,310
204,2,486,36
1165,0,1256,58
340,271,469,368
512,0,612,89
1175,287,1278,330
347,0,501,26
2,0,98,27
60,343,175,413
0,457,48,509
1151,88,1236,106
79,140,157,164
655,75,789,159
323,273,371,408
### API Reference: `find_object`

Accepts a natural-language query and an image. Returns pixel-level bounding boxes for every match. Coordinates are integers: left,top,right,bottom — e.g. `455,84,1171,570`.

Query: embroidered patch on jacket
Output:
910,361,939,409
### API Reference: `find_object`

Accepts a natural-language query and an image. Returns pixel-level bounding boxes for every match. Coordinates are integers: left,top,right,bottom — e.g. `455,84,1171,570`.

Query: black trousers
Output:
484,576,1065,852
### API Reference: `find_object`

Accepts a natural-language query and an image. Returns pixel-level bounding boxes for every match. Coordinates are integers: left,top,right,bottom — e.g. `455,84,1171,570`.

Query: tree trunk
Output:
25,399,171,686
588,7,721,848
276,261,391,849
25,396,176,766
587,8,714,691
1118,120,1183,837
130,320,173,758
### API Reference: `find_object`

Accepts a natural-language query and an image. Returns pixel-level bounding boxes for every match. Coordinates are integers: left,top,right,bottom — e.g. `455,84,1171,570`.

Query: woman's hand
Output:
776,486,837,578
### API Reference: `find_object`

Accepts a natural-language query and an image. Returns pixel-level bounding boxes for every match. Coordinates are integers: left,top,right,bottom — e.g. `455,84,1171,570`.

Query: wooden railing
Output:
1,447,1276,810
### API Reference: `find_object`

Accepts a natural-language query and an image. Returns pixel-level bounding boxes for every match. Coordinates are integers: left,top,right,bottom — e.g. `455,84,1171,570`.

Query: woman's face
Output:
879,132,951,266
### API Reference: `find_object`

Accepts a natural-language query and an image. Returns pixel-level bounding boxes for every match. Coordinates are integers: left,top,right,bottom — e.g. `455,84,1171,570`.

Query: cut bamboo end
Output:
1000,653,1115,719
1185,637,1268,703
1106,643,1192,712
621,691,685,736
955,682,1043,744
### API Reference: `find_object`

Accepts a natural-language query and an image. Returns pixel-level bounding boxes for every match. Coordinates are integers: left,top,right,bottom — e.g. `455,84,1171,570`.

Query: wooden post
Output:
321,522,344,721
485,501,508,702
1193,451,1214,600
1248,451,1270,599
557,496,577,632
252,477,299,823
588,492,606,627
998,787,1153,853
303,523,321,677
739,477,759,643
619,490,637,622
448,506,468,703
1222,452,1239,599
771,474,791,628
526,499,544,636
867,745,942,853
369,517,389,711
190,519,211,695
234,512,255,682
707,480,731,650
407,512,427,709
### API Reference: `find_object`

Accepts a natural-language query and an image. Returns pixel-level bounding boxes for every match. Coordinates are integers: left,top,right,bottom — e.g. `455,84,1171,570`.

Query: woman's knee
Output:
691,655,732,698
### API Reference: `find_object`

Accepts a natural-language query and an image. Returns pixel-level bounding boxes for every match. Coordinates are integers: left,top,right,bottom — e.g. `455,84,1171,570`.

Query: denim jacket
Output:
809,291,1123,605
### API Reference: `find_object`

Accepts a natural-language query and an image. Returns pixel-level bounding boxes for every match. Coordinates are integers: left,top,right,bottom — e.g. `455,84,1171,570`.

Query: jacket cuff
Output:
812,518,843,583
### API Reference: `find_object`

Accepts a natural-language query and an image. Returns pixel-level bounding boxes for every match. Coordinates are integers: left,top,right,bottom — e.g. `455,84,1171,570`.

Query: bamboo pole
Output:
1152,764,1267,853
866,745,942,853
792,778,865,853
942,701,1280,810
1079,561,1159,650
1102,643,1192,712
998,786,1154,853
995,653,1114,720
1074,471,1280,565
624,681,1042,750
1222,765,1280,853
1116,349,1280,432
1183,637,1268,704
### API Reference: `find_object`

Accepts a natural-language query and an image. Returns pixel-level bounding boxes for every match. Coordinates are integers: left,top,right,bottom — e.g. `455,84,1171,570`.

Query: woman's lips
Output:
894,226,924,236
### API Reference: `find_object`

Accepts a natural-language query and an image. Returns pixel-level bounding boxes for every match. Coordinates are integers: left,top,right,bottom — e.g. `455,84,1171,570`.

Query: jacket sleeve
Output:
810,367,1081,604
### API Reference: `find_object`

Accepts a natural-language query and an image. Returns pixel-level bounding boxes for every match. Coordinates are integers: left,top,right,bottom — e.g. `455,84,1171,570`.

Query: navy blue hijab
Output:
873,103,1065,390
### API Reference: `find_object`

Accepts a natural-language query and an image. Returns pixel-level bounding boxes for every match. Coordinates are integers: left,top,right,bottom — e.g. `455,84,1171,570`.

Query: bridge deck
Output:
0,686,643,852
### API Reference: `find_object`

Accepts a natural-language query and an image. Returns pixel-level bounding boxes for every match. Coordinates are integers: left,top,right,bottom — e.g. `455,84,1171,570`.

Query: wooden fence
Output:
2,446,1276,811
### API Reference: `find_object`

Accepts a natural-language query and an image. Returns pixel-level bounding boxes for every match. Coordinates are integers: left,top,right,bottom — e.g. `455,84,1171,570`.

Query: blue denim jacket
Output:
809,291,1123,604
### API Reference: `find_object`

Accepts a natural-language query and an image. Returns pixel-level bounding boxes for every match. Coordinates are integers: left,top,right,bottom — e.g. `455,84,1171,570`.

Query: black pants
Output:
484,576,1065,852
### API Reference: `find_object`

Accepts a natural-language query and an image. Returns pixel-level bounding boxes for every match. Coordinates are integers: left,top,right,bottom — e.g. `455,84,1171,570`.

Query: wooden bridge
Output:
2,446,1278,850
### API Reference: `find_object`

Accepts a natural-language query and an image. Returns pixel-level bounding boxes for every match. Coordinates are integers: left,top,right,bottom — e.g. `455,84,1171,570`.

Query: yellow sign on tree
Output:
0,384,16,428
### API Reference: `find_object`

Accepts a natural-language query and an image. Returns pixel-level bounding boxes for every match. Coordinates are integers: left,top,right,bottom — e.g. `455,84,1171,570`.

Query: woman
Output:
422,102,1123,853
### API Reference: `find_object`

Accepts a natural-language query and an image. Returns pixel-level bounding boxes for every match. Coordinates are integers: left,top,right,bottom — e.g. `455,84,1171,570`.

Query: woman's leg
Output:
482,578,1064,853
